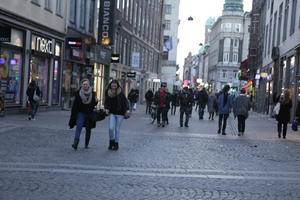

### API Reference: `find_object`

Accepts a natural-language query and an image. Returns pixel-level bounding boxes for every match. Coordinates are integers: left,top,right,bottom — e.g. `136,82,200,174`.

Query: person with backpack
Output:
26,80,41,120
68,79,98,150
179,87,193,127
276,89,292,139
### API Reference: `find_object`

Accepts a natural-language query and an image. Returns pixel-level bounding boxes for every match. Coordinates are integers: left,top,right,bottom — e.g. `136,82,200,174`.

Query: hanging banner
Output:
98,0,115,45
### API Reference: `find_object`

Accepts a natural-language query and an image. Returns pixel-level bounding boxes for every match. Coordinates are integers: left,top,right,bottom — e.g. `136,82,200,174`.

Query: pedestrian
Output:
179,87,193,127
154,82,170,127
26,80,41,120
171,90,179,115
207,92,217,120
197,86,208,120
165,88,171,124
276,89,292,139
233,88,251,136
104,79,130,150
217,85,232,135
128,89,138,112
145,88,154,114
68,79,98,150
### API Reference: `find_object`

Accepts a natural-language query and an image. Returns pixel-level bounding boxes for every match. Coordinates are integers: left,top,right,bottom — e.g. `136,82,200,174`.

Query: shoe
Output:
283,136,286,139
85,132,91,149
157,123,161,127
113,142,119,150
162,122,165,127
108,140,115,150
237,133,241,136
184,124,189,127
72,138,79,150
28,116,31,120
180,124,183,127
217,129,221,134
278,133,281,138
222,133,226,135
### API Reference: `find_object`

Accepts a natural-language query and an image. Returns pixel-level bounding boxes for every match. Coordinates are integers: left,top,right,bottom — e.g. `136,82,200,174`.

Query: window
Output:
223,53,229,62
117,0,121,10
31,0,40,6
70,0,76,24
88,0,95,33
221,23,231,32
235,24,241,32
290,0,297,35
233,53,238,63
56,0,62,15
126,0,130,21
80,0,86,28
222,70,227,78
282,0,289,41
277,3,283,46
224,38,231,50
270,0,274,14
264,25,268,57
272,12,277,48
268,19,272,55
164,4,172,14
233,39,239,48
45,0,51,10
164,20,171,30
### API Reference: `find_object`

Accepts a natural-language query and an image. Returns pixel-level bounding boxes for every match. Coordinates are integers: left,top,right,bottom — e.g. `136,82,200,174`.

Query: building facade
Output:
161,0,180,92
207,0,250,92
0,0,67,112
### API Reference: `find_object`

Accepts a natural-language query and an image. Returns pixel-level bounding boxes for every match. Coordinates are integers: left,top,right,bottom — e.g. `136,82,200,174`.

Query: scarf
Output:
79,87,92,104
107,87,122,98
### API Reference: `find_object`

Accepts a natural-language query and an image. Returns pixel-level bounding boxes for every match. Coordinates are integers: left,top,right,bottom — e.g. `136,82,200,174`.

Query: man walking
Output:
197,87,208,120
145,88,154,114
217,85,232,135
154,82,170,127
179,87,193,127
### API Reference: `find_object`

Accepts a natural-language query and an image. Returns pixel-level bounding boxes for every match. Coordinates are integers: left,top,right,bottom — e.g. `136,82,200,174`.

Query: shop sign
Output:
127,72,136,78
153,78,161,83
255,73,261,80
67,38,82,47
95,45,111,65
260,72,268,79
111,54,120,63
98,0,115,45
0,25,11,42
33,36,53,54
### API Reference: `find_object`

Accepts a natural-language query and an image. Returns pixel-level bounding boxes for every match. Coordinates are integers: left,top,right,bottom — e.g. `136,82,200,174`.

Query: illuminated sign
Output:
260,72,268,78
111,54,120,63
98,0,115,45
67,38,82,47
255,74,261,80
32,35,53,54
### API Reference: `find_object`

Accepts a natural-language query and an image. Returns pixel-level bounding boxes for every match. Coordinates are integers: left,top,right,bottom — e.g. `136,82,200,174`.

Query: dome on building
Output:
205,17,215,26
223,0,244,12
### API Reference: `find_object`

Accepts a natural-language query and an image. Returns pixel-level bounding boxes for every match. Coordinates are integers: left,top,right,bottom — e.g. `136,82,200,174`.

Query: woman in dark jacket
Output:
69,79,98,150
104,79,130,150
26,80,41,120
276,89,292,139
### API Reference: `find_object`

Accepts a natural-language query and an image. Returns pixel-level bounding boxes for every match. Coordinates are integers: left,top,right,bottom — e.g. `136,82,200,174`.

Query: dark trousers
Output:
218,114,229,133
146,101,152,114
157,107,167,124
180,107,190,126
171,104,177,115
28,101,39,118
209,112,215,120
278,122,288,137
198,104,205,119
237,115,246,132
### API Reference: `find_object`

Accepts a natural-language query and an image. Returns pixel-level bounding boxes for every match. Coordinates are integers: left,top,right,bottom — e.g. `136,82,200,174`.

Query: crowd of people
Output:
25,78,296,151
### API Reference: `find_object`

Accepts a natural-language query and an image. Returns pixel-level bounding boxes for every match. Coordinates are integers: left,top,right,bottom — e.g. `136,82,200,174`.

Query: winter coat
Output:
233,94,251,118
171,93,179,106
276,100,292,123
217,92,233,115
26,85,41,103
145,91,154,102
179,91,193,109
207,96,217,113
197,90,208,105
105,89,129,115
154,89,171,108
69,91,98,129
128,91,138,103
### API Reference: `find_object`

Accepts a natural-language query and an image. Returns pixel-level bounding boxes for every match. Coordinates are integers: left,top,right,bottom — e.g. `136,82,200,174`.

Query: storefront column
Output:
22,30,31,108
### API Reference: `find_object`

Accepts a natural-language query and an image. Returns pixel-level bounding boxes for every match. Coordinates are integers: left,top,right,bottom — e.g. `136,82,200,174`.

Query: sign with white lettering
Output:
32,35,53,54
98,0,115,45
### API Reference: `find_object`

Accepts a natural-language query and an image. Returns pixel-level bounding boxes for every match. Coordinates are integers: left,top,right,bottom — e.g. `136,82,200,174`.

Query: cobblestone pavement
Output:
1,105,300,200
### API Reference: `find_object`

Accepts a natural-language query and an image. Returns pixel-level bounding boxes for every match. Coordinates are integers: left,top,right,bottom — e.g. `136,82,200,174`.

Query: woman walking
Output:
233,88,251,136
26,80,41,120
69,79,98,150
276,89,292,139
207,92,217,120
104,79,130,150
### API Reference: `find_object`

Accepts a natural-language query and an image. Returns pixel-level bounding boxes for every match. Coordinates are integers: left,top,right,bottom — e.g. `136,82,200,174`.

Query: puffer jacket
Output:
233,94,251,118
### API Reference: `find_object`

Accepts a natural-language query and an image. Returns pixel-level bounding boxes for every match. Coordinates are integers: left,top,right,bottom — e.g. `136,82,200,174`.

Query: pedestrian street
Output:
1,105,300,200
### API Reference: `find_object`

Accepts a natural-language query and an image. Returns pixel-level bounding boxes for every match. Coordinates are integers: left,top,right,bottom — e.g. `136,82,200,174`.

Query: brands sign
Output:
98,0,115,45
32,35,53,54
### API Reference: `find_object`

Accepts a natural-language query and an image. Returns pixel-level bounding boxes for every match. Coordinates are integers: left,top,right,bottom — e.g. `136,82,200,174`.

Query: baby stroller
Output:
150,103,157,124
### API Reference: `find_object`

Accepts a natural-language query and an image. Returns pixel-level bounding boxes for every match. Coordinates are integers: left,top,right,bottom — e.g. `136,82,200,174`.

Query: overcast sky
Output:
177,0,252,70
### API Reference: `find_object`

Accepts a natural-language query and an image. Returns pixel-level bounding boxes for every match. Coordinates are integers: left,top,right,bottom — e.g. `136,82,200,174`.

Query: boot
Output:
72,138,79,150
113,142,119,150
108,140,115,150
85,132,91,149
278,132,281,138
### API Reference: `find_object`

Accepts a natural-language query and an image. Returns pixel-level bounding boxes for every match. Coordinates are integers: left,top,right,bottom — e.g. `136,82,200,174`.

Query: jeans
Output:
28,101,39,118
278,122,288,137
237,115,246,132
198,104,205,119
218,114,229,133
157,107,167,124
146,101,152,114
130,102,135,112
180,107,190,126
209,112,215,120
109,114,124,142
171,104,177,115
75,112,91,140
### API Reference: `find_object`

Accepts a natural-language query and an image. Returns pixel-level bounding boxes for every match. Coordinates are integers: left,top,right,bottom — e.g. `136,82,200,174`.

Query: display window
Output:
52,60,60,104
0,50,22,105
30,56,49,104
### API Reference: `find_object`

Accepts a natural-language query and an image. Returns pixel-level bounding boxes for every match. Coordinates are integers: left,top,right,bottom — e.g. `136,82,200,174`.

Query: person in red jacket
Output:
154,82,171,127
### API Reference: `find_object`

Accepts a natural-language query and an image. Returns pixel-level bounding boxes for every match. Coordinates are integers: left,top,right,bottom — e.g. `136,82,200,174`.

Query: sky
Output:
176,0,252,70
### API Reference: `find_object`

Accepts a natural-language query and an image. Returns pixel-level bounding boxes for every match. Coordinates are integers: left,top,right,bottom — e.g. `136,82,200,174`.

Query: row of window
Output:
221,23,242,33
264,0,299,58
223,52,239,63
31,0,62,16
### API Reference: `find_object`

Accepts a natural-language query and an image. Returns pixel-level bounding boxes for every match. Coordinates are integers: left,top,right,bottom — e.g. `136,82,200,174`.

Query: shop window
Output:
4,28,23,47
52,60,60,104
55,42,61,57
30,56,49,104
0,50,22,105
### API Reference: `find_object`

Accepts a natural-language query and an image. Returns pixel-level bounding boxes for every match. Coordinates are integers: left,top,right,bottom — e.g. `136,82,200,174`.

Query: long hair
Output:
282,89,291,104
106,79,121,91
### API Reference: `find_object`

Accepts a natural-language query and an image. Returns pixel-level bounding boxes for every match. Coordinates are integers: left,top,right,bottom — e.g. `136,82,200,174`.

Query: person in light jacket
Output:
233,88,251,136
217,85,232,135
276,89,292,139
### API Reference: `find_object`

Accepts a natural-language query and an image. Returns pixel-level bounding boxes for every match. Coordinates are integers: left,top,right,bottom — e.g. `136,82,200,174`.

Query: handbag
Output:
33,89,40,102
124,110,131,119
273,102,280,115
292,120,298,131
92,109,107,122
